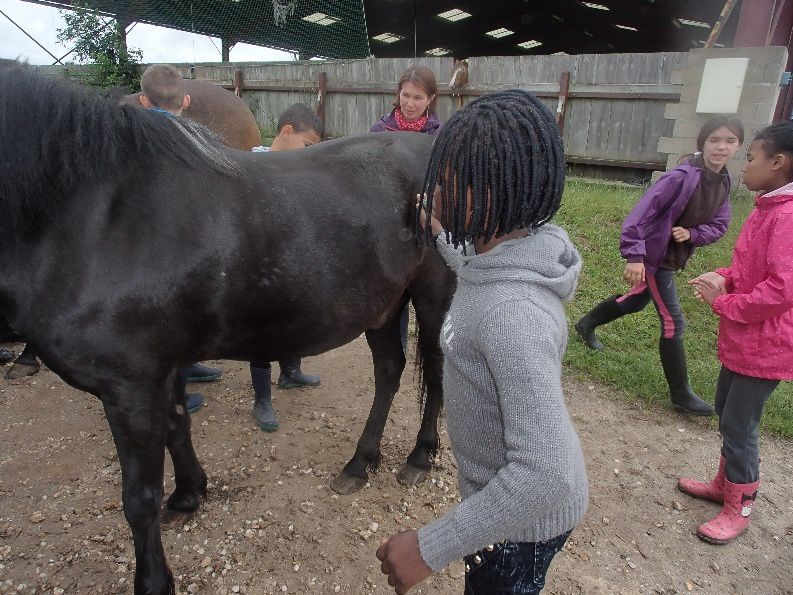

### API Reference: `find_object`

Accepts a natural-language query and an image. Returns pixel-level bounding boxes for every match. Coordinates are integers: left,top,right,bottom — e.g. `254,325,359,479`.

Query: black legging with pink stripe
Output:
616,268,685,339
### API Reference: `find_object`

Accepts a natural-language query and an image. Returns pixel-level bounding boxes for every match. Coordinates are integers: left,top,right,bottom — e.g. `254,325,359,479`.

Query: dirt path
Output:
1,337,791,594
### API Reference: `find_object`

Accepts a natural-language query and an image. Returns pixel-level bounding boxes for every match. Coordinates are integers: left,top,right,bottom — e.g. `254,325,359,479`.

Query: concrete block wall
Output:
655,46,788,184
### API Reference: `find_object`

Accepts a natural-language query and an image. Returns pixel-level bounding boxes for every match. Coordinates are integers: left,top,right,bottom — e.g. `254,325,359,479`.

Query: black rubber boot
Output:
0,348,13,364
251,363,279,431
277,358,320,389
659,338,716,416
186,393,205,414
575,296,624,351
184,363,223,383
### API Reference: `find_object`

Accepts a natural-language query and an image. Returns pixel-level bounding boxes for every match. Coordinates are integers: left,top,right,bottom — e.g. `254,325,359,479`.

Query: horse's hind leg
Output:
399,255,455,486
5,343,41,379
102,385,174,595
330,311,405,495
162,372,207,529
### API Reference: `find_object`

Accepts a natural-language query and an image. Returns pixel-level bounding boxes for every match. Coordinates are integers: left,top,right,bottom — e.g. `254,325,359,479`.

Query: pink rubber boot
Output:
677,456,726,504
697,478,760,545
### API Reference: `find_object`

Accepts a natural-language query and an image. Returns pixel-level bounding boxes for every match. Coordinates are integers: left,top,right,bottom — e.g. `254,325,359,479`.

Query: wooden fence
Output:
181,52,686,172
37,52,687,173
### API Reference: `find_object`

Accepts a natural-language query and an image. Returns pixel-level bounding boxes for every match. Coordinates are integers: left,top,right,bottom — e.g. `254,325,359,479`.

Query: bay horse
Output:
0,62,454,594
118,78,263,150
2,79,263,379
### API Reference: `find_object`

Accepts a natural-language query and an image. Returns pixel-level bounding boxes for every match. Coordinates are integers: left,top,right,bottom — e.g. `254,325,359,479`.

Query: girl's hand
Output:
623,262,645,287
416,194,444,237
376,530,433,594
689,272,727,304
672,226,691,243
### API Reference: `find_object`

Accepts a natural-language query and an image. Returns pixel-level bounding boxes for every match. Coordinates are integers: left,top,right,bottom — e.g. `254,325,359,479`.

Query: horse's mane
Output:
0,62,237,244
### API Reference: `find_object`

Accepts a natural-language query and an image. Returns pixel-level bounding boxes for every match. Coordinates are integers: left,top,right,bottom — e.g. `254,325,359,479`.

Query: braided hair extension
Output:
418,89,565,249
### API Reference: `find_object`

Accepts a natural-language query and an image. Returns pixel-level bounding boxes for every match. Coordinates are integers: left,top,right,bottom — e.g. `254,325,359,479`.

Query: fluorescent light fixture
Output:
581,2,609,10
438,8,472,21
614,24,638,31
675,18,710,28
517,39,542,49
302,12,340,26
552,14,564,22
426,47,452,56
486,28,514,38
552,51,568,55
372,32,403,43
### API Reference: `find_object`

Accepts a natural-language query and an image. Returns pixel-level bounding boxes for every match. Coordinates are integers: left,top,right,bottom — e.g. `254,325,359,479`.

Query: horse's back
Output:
183,80,261,151
118,80,261,151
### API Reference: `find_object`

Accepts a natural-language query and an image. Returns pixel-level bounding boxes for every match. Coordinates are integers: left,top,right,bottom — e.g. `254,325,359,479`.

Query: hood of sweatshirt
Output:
455,223,581,303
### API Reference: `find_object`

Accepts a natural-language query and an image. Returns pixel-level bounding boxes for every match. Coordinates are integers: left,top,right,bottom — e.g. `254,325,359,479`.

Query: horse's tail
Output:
412,307,429,415
409,249,455,423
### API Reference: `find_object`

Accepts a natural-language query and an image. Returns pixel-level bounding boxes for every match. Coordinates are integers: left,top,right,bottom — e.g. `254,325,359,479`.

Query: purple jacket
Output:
620,162,732,273
369,109,442,135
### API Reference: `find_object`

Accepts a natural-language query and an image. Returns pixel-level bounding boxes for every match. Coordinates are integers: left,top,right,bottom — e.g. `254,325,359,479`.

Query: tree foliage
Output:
57,3,142,91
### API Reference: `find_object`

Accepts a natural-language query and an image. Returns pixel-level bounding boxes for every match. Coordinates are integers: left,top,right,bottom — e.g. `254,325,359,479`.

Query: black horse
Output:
0,63,454,594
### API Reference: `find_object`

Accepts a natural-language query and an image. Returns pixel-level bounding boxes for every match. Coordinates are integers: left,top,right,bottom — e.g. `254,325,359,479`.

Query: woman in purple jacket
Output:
575,117,744,415
370,65,442,136
371,65,442,351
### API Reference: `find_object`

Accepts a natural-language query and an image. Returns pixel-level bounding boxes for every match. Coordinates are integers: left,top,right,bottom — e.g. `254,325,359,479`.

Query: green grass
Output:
558,178,793,438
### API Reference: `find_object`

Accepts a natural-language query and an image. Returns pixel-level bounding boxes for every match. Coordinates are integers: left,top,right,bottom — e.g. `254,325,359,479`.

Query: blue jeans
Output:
463,531,571,594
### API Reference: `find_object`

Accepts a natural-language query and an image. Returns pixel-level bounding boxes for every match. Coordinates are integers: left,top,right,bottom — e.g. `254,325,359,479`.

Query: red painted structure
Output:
734,0,793,121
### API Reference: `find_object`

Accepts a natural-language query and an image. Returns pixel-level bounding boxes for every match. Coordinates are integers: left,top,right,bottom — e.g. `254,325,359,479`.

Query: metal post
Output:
706,0,740,48
317,72,328,133
556,71,571,133
234,69,244,98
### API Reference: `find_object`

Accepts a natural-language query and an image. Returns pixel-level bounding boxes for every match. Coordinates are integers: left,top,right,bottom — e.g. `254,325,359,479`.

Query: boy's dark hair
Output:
419,89,564,247
277,103,324,137
696,116,744,152
753,121,793,157
392,65,438,114
140,64,185,111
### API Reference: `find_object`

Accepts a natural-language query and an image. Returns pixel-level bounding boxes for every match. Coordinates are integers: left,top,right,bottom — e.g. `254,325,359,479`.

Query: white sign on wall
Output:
696,57,749,114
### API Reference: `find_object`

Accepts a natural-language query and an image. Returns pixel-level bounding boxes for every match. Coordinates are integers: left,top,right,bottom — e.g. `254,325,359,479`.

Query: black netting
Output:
34,0,370,59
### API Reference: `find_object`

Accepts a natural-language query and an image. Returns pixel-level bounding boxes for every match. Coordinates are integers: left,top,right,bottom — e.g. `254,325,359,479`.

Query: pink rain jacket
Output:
712,183,793,380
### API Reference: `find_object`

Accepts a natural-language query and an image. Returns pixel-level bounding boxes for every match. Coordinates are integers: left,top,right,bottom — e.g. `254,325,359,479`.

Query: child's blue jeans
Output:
463,530,571,594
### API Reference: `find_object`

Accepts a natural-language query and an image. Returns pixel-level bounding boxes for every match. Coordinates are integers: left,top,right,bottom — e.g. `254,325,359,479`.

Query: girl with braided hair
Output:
377,90,588,594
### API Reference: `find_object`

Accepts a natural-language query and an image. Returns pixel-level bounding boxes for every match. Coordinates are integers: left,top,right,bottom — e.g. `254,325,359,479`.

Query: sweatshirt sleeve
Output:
433,234,465,273
712,213,793,323
417,301,583,571
620,169,686,263
689,198,731,247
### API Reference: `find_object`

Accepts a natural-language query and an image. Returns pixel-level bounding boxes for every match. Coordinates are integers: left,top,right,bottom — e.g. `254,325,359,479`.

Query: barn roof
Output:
24,0,742,59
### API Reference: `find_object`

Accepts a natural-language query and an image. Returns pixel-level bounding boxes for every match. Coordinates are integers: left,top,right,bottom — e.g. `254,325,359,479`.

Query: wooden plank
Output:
566,155,665,169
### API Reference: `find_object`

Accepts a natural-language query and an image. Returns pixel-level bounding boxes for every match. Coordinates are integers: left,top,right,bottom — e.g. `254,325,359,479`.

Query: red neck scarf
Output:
394,108,428,132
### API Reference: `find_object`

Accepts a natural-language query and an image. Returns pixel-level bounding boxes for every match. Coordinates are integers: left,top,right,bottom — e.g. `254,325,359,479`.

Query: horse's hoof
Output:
5,362,40,380
330,472,367,495
161,508,197,531
397,464,429,487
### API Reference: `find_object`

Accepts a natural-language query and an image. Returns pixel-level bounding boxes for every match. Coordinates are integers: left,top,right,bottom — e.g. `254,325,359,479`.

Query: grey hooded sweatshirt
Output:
417,223,589,572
